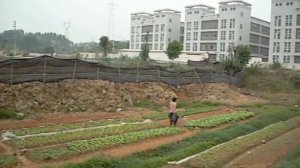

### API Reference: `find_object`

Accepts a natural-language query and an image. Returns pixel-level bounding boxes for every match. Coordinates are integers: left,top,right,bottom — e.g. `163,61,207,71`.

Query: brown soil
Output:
30,107,235,168
0,142,13,155
104,129,199,157
0,109,151,131
223,127,300,168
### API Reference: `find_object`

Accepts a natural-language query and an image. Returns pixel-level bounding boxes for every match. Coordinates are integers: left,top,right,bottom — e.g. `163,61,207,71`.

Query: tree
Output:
139,47,149,61
166,41,183,60
99,36,109,57
235,45,251,66
221,45,251,75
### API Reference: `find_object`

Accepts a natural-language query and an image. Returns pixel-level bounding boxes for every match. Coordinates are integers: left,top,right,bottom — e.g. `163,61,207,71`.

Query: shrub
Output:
270,62,282,69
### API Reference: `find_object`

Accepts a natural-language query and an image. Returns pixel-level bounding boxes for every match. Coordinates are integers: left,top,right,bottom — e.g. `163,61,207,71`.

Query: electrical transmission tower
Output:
63,22,71,39
13,20,17,57
107,0,117,52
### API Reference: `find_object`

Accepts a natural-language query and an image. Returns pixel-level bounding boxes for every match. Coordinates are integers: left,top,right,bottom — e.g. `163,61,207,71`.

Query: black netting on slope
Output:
0,56,244,86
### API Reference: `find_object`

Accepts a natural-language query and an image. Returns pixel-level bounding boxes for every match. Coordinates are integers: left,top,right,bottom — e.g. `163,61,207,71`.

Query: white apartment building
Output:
269,0,300,69
130,9,181,51
183,1,270,62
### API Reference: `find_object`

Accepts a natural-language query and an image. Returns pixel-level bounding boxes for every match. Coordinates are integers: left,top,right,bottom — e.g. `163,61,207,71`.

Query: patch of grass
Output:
133,100,161,112
0,155,18,168
62,105,300,168
0,108,23,120
273,144,300,168
242,68,300,93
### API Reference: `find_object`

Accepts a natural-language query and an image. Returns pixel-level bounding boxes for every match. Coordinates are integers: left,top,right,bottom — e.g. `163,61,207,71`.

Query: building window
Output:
229,31,235,40
274,29,281,39
162,15,165,18
186,43,190,51
193,43,197,51
241,12,244,17
155,34,159,42
136,44,140,49
221,19,227,29
160,43,164,50
221,31,226,40
230,19,235,28
284,42,291,52
168,38,171,42
193,32,198,40
194,22,199,30
131,44,134,49
283,55,291,63
240,24,243,29
273,55,279,63
239,36,242,41
169,28,172,32
154,44,158,50
273,42,280,53
155,25,159,32
136,35,140,42
161,24,165,32
219,54,225,62
131,27,135,33
285,29,292,39
285,15,293,26
275,16,282,27
296,42,300,53
136,26,140,33
169,18,172,23
187,22,192,31
220,43,226,52
160,34,165,42
186,32,191,41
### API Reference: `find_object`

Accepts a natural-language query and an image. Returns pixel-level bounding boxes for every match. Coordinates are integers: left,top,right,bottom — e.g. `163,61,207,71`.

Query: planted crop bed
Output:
12,118,142,136
187,111,255,128
29,127,182,161
13,123,160,148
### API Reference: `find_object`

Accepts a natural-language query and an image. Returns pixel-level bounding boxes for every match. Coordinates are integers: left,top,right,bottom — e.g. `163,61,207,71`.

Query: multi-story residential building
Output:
269,0,300,69
184,1,270,62
130,9,181,51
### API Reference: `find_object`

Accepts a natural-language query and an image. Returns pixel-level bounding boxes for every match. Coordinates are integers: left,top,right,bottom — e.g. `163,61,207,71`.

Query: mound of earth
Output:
0,80,262,114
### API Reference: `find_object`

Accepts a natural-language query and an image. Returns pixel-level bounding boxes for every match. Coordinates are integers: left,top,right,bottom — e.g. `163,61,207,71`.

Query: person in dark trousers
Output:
168,97,178,126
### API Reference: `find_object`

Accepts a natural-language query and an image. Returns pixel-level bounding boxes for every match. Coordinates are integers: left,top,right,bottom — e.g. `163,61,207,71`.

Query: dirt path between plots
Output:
38,108,236,168
40,130,199,168
0,110,151,131
5,107,235,168
223,127,300,168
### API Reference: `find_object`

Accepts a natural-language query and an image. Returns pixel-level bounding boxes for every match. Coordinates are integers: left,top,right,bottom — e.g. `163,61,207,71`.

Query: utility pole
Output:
107,0,117,52
13,20,17,57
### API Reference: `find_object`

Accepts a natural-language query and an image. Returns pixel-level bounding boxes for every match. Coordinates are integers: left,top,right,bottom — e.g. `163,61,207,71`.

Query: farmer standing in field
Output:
169,97,179,127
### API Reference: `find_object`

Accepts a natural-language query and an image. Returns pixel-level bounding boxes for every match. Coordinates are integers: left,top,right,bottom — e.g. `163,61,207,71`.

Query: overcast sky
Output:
0,0,271,43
